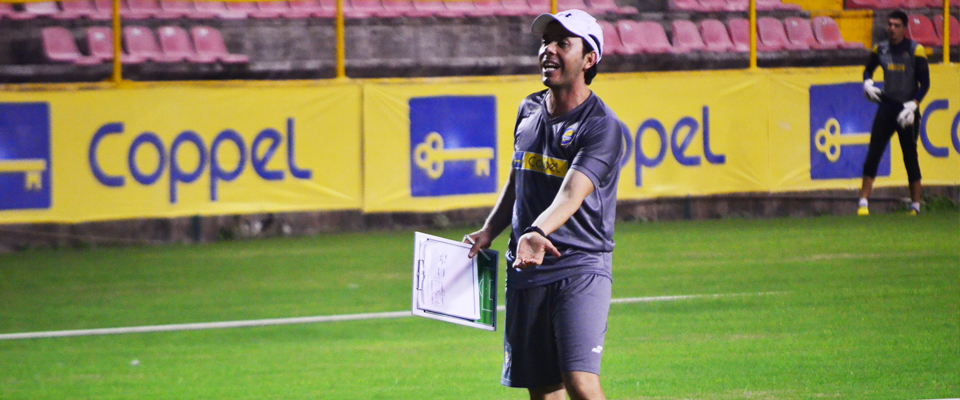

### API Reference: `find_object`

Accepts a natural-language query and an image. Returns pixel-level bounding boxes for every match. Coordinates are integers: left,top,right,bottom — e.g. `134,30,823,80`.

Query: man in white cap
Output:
466,9,623,400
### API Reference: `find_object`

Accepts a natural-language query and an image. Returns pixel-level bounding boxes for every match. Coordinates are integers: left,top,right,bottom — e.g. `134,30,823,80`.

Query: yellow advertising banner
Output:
363,64,958,213
0,82,363,224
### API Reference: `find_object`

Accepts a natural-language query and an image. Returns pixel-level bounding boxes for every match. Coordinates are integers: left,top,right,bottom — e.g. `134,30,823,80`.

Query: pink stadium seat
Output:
668,0,704,10
157,25,216,62
907,14,940,46
86,26,147,63
224,1,258,17
671,20,706,52
288,0,333,18
616,20,676,54
758,17,808,50
527,0,551,12
597,20,624,55
468,0,506,17
933,15,960,46
251,1,289,17
93,0,152,18
900,0,935,8
190,26,248,63
870,0,900,8
124,26,181,62
345,0,392,17
499,0,537,15
845,0,877,8
127,0,164,17
193,1,248,18
784,17,835,49
810,16,865,49
585,0,637,14
159,0,217,18
727,18,752,52
23,1,61,17
316,0,372,18
410,0,447,15
379,0,425,17
0,3,19,19
556,0,589,10
759,0,802,10
438,0,475,17
697,0,735,12
56,0,109,19
41,27,101,65
699,19,734,52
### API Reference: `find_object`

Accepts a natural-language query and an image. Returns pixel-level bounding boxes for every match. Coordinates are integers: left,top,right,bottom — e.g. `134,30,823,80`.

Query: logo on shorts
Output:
591,345,604,354
0,102,52,211
809,83,890,180
410,96,498,197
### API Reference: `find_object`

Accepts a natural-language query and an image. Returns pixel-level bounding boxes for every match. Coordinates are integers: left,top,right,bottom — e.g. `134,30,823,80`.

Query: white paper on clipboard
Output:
412,232,481,322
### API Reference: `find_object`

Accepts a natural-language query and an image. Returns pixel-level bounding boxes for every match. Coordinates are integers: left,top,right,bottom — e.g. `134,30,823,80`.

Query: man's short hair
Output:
889,10,908,26
583,40,597,85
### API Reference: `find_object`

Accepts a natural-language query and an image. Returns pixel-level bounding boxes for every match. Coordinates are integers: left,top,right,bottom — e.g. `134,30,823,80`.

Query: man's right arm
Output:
863,48,880,81
466,168,516,258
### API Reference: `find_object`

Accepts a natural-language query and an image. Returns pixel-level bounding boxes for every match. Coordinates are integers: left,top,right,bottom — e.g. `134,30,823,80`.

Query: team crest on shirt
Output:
560,128,575,147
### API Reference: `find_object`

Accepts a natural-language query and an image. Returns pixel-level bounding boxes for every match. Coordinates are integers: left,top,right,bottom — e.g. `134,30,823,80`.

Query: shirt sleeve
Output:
570,116,623,189
913,45,930,103
862,47,880,81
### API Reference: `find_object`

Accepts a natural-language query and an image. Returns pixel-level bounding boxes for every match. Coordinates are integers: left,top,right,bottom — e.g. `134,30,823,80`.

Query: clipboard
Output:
412,232,498,331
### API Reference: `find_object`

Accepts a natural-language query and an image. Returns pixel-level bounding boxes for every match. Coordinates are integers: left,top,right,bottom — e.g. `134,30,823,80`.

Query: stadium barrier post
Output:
336,0,346,78
112,0,122,83
550,0,556,14
944,0,950,64
749,0,757,69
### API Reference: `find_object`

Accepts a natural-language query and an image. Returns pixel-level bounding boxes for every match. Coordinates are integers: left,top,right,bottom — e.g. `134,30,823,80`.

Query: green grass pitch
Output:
1,210,957,399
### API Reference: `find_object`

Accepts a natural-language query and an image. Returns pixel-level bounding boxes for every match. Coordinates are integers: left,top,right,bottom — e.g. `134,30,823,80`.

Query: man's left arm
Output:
913,47,930,104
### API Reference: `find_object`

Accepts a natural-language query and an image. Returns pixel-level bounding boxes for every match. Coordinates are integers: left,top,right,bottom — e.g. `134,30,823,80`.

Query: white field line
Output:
0,292,780,341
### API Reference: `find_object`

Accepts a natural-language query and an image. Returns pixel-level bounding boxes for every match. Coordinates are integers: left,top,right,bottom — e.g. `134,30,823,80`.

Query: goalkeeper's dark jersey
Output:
863,38,930,111
506,90,624,289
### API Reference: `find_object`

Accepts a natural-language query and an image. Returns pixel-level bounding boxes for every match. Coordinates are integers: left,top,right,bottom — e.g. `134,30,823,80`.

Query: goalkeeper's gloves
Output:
863,80,883,103
897,101,917,128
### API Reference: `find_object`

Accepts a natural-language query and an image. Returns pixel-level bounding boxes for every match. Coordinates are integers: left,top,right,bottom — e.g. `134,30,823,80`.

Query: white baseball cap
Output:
531,9,604,62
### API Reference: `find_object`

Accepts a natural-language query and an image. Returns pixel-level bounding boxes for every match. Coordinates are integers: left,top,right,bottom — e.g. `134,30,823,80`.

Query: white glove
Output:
863,79,882,103
897,101,917,128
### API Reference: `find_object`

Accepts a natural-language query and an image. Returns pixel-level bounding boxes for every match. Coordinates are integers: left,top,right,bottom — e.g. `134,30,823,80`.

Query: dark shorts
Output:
500,273,612,388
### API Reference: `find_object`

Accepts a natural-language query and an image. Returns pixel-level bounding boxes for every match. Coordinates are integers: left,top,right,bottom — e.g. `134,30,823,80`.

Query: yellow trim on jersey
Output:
872,44,879,53
514,152,569,178
914,44,927,58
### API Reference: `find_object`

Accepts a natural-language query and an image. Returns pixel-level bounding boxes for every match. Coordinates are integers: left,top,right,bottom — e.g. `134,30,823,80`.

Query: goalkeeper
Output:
859,9,929,216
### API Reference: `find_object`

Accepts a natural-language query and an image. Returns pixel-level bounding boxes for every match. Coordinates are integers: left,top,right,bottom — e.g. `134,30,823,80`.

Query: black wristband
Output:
523,226,546,238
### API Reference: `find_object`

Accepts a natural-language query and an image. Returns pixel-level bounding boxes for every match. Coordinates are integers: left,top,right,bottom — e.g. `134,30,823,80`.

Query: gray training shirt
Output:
506,90,624,289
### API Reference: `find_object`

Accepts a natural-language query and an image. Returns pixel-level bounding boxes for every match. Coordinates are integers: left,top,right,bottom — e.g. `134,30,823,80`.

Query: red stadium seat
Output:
556,0,589,10
597,20,625,55
933,15,960,46
845,0,877,9
0,3,18,19
784,17,836,49
697,0,735,11
671,20,706,52
288,0,334,18
438,0,475,17
758,17,808,50
22,1,61,17
468,0,506,17
86,27,147,63
124,26,181,62
810,16,865,49
699,19,735,52
616,20,676,54
907,14,940,46
585,0,637,15
727,18,751,52
761,0,802,10
93,0,152,18
900,0,937,8
157,25,216,62
871,0,900,8
190,26,249,63
41,27,101,65
57,0,110,19
224,1,259,17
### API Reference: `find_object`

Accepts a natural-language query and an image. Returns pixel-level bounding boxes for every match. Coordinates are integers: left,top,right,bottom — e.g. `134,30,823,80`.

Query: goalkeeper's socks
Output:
910,202,921,213
858,198,868,208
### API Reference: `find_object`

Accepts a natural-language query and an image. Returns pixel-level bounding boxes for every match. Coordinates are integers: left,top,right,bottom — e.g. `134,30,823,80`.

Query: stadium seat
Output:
190,26,249,63
499,0,538,15
760,0,802,10
526,0,551,12
810,16,865,49
288,0,333,18
224,1,259,17
933,15,960,46
900,0,937,8
93,0,152,18
871,0,900,8
700,19,735,52
556,0,589,10
784,17,836,50
727,18,752,52
22,1,61,17
845,0,877,9
158,0,218,18
671,20,706,52
157,25,216,62
409,0,448,16
56,0,108,19
127,0,165,17
41,26,101,65
667,0,705,10
597,20,624,55
617,20,676,54
468,0,506,17
193,1,249,18
378,0,424,17
124,26,181,62
697,0,736,11
438,0,475,17
0,3,18,19
758,17,807,50
907,14,940,46
86,27,147,63
585,0,637,15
